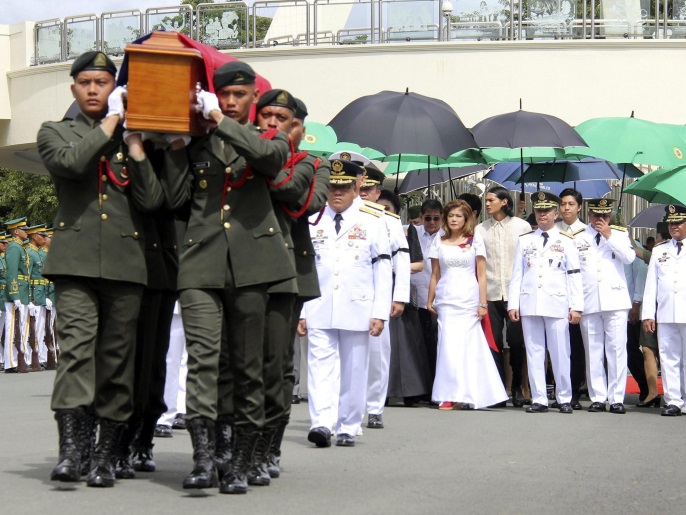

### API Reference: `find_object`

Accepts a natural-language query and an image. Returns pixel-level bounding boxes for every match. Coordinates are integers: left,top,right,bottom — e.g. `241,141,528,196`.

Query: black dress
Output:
387,224,431,399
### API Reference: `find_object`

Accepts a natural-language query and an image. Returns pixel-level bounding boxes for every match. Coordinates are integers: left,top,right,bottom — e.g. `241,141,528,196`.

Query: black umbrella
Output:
471,107,588,213
398,165,488,194
328,89,477,158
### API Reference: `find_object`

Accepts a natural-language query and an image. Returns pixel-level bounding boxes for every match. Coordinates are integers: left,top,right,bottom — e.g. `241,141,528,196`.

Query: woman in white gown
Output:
427,200,508,410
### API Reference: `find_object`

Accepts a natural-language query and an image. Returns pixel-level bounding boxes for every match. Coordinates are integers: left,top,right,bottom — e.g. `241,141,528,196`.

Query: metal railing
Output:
31,1,686,65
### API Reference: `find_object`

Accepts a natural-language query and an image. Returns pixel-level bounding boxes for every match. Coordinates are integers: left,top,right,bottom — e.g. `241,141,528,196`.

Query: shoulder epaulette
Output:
654,240,669,247
520,230,536,237
364,200,385,211
360,206,383,218
572,228,585,236
559,231,574,239
610,225,628,232
384,211,401,219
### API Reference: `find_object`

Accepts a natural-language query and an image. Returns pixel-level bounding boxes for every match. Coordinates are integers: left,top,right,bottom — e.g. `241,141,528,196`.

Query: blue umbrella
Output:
510,158,643,184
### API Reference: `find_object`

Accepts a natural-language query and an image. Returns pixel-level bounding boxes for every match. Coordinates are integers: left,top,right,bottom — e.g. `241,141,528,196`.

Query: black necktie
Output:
541,231,549,247
678,242,683,255
334,213,343,234
595,233,601,246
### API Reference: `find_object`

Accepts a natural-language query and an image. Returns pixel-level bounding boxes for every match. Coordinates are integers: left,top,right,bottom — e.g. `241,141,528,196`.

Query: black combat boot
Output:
86,419,126,487
214,414,233,480
266,418,288,479
114,422,136,479
79,408,97,476
131,414,157,472
247,428,275,486
50,409,83,482
182,417,218,489
219,425,259,494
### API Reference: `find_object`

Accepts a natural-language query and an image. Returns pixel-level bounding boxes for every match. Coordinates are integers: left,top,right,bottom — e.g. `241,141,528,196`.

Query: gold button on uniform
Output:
101,214,108,220
199,169,205,175
225,167,232,174
224,222,231,229
223,205,230,211
59,222,65,228
134,232,139,237
199,179,208,189
153,243,158,248
116,152,124,160
302,251,307,256
100,156,106,162
268,228,274,233
102,194,108,200
101,175,107,182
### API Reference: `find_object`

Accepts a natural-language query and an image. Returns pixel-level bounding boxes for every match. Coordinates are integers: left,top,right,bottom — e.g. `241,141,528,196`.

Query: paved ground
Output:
2,370,684,515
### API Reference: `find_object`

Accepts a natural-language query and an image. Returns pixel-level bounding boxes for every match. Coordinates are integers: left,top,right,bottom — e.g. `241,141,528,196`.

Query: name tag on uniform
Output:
192,161,210,170
349,225,367,240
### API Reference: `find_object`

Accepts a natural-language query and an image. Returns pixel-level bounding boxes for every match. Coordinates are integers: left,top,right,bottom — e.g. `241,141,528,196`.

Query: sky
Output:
2,0,186,25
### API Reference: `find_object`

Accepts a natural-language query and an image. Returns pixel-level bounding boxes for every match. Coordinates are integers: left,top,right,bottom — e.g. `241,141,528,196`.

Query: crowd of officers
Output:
1,221,57,373
10,49,686,494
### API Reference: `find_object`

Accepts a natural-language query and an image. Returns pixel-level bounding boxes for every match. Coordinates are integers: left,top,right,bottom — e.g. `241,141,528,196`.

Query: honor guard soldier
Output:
167,61,293,494
642,204,686,416
575,198,635,413
300,159,392,448
508,192,584,413
41,229,58,369
3,218,31,374
254,93,330,483
37,51,165,487
358,164,410,429
0,234,8,370
26,225,49,370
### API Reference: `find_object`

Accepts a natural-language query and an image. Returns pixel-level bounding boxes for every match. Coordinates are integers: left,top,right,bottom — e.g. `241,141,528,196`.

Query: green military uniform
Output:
25,225,48,370
168,114,292,427
0,235,8,368
3,219,31,371
37,109,165,421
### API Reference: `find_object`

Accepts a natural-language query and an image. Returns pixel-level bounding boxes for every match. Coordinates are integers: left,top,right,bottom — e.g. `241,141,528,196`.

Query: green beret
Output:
256,89,297,114
70,51,117,77
294,98,308,120
213,61,256,90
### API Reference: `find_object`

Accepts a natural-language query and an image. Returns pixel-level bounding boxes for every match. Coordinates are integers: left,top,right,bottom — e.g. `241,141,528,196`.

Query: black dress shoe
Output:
571,399,583,410
335,434,355,447
291,395,301,405
511,388,525,408
307,427,331,448
154,425,173,438
172,414,186,430
661,404,683,417
489,401,507,408
367,414,384,429
588,402,606,412
4,367,18,374
525,403,549,413
551,401,560,409
558,403,573,414
637,395,661,408
609,403,626,414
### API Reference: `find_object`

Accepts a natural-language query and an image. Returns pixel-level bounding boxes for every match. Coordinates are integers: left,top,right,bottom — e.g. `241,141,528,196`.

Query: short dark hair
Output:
559,188,583,206
457,193,482,218
646,236,656,245
487,186,514,217
378,189,401,215
658,232,670,240
420,198,443,214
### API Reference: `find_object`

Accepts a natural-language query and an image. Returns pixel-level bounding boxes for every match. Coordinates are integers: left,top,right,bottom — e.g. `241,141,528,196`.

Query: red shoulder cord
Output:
220,128,278,208
280,156,321,220
98,158,130,206
265,140,300,188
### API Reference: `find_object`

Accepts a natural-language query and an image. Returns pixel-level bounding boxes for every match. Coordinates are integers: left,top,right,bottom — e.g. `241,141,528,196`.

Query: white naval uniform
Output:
303,202,392,436
642,238,686,409
157,302,188,427
508,227,584,405
575,226,635,405
365,202,411,417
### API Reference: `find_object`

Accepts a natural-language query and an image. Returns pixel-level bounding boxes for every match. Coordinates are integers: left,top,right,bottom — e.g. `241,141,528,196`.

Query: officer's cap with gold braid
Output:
329,150,370,166
70,51,116,77
588,197,615,214
45,228,54,237
0,234,6,242
4,217,29,231
362,163,385,188
213,61,256,90
664,204,686,223
256,89,297,113
329,159,363,186
26,225,47,236
532,191,561,210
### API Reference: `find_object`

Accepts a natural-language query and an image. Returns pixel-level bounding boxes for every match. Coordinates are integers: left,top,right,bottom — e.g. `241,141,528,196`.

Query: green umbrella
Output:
623,167,682,205
574,116,686,169
652,165,686,206
299,121,338,156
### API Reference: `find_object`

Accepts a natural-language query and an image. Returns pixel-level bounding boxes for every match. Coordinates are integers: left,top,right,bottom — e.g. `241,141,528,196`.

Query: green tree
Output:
0,168,58,227
181,0,272,45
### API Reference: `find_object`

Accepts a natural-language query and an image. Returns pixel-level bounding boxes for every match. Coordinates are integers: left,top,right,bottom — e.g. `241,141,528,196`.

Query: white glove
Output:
195,90,220,120
28,302,36,316
46,298,53,311
164,134,191,147
13,299,22,310
123,130,156,145
107,86,128,120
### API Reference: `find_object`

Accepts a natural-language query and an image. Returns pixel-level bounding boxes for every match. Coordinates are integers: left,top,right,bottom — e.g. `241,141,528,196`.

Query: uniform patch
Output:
349,225,367,240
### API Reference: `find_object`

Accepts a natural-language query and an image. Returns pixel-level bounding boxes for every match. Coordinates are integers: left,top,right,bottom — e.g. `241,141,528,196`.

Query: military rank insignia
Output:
349,224,367,240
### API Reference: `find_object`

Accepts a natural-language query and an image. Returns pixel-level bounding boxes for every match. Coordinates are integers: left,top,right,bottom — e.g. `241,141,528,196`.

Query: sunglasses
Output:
423,216,440,222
